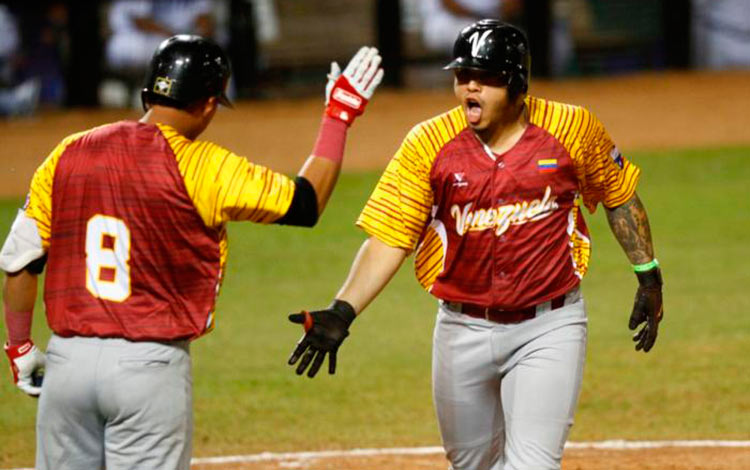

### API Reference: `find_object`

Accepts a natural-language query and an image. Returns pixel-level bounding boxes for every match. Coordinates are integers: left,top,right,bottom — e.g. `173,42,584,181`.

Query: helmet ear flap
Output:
517,74,529,95
506,73,526,99
509,61,530,97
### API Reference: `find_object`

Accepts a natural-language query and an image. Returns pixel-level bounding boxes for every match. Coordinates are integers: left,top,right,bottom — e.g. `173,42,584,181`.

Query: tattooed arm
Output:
605,193,663,353
605,193,654,264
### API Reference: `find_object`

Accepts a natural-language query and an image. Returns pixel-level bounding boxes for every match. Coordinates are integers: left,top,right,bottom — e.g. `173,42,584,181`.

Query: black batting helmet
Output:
444,19,531,96
141,35,232,111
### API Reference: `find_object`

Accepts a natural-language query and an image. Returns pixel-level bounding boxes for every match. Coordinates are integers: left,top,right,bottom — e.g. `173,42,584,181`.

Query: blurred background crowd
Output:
0,0,748,117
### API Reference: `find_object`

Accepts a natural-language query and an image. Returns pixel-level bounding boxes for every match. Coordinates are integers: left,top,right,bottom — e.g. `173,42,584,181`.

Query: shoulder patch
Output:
610,146,624,168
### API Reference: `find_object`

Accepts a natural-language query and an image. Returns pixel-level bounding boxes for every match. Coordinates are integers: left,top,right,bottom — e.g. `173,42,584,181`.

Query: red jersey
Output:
25,121,296,340
357,97,640,309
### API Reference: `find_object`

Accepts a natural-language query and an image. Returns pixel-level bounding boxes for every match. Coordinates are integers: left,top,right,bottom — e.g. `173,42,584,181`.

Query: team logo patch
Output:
153,76,173,97
537,159,558,173
610,146,624,169
452,172,468,188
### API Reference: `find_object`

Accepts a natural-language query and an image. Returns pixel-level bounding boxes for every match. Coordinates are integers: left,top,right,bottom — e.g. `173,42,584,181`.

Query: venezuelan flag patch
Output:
537,159,558,173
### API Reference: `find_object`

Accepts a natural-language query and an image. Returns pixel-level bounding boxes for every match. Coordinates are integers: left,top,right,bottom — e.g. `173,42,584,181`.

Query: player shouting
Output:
288,20,663,470
1,36,383,470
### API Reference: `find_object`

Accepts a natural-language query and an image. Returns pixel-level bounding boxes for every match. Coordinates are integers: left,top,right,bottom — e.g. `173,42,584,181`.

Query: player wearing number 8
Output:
0,35,384,470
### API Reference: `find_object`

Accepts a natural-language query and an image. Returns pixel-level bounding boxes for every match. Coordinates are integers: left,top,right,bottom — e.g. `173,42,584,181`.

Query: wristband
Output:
633,259,659,273
3,302,32,346
311,115,347,163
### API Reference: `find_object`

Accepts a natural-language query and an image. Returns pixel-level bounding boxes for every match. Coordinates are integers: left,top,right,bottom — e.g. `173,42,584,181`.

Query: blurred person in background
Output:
548,0,591,76
420,0,523,55
102,0,221,107
0,4,40,117
20,1,68,107
693,0,750,69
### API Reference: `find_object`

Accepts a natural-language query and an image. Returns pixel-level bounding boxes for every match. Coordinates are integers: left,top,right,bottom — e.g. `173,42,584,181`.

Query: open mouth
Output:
465,97,482,124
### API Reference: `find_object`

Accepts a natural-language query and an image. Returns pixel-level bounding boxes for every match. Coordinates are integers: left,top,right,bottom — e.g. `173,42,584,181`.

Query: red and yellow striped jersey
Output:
357,96,640,309
25,120,295,340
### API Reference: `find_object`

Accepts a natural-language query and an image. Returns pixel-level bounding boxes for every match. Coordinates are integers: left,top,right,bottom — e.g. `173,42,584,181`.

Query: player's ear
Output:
202,97,218,118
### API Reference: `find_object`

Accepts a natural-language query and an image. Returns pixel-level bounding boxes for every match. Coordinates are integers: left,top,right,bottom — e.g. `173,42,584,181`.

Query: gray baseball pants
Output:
433,289,587,470
36,334,193,470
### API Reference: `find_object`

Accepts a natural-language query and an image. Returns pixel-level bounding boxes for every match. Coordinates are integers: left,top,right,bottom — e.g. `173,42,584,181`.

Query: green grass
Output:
1,147,749,466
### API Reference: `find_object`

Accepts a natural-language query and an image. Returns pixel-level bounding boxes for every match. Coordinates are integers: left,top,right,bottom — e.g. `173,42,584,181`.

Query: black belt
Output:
444,293,567,324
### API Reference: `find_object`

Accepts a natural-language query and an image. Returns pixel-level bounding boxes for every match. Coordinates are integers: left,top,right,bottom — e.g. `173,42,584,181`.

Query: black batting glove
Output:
288,299,356,378
629,267,664,353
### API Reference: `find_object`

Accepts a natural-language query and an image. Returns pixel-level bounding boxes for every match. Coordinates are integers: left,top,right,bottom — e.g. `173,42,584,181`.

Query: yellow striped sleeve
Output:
414,222,446,290
25,129,92,248
159,124,296,228
527,97,640,213
356,107,466,250
574,108,640,211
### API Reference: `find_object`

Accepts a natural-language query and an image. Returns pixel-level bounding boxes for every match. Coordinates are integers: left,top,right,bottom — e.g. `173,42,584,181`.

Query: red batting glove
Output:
4,340,45,397
326,76,369,125
324,47,384,126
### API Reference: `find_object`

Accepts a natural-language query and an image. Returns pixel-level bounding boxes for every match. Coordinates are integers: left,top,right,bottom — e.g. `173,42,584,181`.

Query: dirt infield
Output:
187,442,750,470
1,71,749,199
189,446,750,470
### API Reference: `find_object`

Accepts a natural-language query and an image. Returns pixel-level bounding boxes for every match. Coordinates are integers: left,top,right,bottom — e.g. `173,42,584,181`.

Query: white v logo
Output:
469,30,492,57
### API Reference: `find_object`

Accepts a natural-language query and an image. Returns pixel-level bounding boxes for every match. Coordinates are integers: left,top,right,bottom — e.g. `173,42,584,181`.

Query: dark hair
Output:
143,93,206,111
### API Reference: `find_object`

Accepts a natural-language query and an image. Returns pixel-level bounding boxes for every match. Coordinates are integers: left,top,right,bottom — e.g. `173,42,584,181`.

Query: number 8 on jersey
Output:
85,215,131,302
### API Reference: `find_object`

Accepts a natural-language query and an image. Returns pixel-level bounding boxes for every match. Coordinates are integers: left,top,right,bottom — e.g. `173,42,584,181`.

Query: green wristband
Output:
633,259,659,272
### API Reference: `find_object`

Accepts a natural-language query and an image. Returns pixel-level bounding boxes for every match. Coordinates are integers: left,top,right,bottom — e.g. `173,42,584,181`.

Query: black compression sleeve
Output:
275,177,319,227
24,254,48,275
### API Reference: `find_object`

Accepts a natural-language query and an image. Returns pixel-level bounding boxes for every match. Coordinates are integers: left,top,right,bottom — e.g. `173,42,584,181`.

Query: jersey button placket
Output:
495,155,515,297
491,157,505,305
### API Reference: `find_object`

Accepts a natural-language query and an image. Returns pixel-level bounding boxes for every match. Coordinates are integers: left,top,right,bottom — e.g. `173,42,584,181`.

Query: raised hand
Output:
324,47,384,126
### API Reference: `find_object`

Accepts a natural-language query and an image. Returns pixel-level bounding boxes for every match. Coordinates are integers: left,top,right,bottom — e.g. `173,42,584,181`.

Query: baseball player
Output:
287,20,663,470
1,35,383,470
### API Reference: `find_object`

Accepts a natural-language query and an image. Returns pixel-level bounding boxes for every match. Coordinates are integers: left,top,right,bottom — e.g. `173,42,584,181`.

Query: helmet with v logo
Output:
444,19,531,96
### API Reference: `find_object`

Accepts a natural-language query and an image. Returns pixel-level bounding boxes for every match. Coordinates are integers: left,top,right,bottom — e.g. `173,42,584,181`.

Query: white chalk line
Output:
5,440,750,469
192,441,750,465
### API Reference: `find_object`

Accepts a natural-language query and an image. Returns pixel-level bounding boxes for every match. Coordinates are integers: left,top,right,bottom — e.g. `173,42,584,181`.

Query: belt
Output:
443,293,568,324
